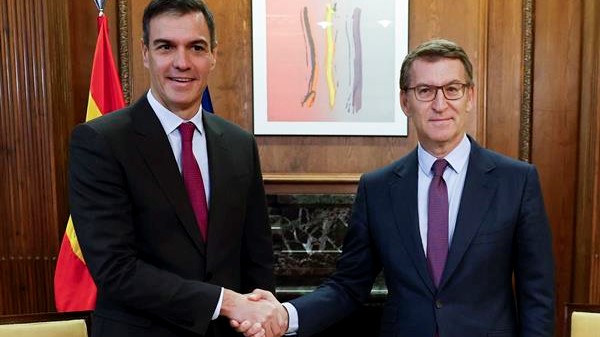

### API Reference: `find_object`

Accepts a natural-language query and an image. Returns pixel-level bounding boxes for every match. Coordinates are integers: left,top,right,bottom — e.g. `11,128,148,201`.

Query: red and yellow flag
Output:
54,13,125,311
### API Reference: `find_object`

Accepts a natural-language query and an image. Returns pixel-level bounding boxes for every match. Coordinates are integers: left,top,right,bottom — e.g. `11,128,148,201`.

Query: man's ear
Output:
400,90,411,117
465,85,475,113
141,38,149,69
210,45,218,70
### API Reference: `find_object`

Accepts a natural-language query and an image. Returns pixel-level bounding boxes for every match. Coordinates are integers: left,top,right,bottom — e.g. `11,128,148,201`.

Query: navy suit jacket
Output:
291,138,554,337
69,96,274,337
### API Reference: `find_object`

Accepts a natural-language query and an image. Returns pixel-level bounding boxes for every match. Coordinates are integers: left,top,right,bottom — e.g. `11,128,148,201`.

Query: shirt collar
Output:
418,134,471,176
147,89,205,135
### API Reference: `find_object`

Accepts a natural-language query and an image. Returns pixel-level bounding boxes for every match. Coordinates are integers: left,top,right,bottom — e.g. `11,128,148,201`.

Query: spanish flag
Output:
54,12,125,311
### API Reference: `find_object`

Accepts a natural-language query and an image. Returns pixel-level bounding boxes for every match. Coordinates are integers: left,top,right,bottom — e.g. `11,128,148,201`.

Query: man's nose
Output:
173,48,190,70
431,88,448,111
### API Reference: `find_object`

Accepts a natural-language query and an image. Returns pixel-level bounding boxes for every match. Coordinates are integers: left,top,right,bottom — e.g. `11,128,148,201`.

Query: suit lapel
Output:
439,140,497,289
202,113,232,270
131,97,206,256
389,149,436,294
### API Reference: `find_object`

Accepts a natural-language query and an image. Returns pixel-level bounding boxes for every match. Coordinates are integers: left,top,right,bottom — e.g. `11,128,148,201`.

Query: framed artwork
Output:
252,0,409,136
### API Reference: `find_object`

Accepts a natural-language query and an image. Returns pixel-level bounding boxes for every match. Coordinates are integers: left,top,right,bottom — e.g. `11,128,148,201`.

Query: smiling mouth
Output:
430,118,451,123
169,77,194,83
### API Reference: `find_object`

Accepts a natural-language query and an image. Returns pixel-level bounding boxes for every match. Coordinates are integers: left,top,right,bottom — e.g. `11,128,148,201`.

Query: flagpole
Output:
94,0,105,12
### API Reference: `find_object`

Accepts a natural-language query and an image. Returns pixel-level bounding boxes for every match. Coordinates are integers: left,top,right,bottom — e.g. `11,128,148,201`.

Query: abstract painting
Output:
253,0,409,136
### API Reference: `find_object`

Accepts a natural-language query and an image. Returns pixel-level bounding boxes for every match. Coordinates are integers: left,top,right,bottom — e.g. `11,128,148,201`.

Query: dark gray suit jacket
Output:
69,96,274,337
291,138,554,337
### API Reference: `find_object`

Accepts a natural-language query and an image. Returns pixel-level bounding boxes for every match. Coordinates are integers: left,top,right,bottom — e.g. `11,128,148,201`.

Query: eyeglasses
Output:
405,83,470,102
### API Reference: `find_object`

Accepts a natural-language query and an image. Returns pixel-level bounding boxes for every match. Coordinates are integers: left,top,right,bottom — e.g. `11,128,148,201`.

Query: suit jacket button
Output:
435,300,443,309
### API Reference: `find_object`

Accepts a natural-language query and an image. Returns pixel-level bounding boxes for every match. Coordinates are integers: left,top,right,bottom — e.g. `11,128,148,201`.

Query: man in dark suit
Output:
239,39,555,337
69,1,286,336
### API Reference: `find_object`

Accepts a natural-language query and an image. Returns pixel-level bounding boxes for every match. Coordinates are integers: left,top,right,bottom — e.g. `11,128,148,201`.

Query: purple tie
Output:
427,159,449,288
179,122,208,242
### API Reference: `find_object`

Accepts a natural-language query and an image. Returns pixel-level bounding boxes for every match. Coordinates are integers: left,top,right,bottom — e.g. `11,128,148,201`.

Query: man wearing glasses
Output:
237,39,555,337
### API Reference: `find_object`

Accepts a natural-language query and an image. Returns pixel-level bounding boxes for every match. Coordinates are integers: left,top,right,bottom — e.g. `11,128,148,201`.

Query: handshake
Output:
221,288,290,337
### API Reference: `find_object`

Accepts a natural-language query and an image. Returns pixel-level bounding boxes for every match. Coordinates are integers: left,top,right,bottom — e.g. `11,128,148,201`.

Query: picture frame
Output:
252,0,409,136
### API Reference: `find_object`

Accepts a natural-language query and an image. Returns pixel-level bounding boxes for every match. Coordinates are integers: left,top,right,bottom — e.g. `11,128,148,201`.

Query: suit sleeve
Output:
290,176,381,337
69,124,220,334
514,165,555,337
239,137,275,293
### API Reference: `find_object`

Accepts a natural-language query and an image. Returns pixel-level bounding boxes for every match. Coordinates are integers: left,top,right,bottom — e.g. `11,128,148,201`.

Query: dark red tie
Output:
179,122,208,242
427,159,449,288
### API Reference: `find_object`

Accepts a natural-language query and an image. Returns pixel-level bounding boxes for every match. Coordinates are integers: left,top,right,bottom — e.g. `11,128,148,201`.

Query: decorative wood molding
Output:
519,0,534,162
118,0,131,105
263,173,360,184
476,0,489,146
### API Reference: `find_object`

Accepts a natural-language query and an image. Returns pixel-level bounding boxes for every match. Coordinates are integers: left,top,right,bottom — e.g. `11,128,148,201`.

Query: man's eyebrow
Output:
151,38,172,46
413,80,466,86
151,38,209,46
190,39,209,46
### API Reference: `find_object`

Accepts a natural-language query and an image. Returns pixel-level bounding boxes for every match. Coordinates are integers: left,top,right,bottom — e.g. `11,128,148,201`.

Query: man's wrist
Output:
220,289,242,318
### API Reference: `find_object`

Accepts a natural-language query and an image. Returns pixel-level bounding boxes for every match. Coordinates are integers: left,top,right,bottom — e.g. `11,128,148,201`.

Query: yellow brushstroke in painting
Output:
325,4,336,108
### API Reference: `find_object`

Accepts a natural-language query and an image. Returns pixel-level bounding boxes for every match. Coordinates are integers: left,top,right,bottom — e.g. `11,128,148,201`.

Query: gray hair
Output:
399,39,473,90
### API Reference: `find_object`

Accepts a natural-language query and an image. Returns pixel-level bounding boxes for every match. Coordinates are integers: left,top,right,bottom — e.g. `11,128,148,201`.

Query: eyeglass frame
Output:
403,82,472,102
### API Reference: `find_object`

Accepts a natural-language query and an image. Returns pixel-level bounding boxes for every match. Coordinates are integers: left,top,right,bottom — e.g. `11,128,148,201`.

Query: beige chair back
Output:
565,303,600,337
0,311,92,337
0,319,87,337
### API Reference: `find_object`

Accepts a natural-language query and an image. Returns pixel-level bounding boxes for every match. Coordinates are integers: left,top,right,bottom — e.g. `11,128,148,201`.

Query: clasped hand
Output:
223,289,288,337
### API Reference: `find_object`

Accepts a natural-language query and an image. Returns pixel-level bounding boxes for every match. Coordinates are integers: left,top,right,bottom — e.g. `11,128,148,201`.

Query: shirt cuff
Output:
282,302,299,334
212,287,224,320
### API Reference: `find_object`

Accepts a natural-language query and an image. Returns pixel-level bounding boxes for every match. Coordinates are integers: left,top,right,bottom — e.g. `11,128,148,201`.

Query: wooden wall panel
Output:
533,0,581,332
486,0,523,158
0,260,56,314
574,0,600,304
204,0,254,130
0,0,72,314
127,0,151,104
